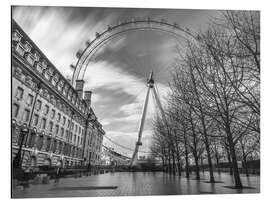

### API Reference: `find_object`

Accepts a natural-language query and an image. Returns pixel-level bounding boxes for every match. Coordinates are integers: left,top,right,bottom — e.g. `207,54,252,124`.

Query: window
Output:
64,144,68,155
48,121,53,132
36,100,42,111
70,133,73,142
32,114,39,126
60,127,64,137
22,109,30,122
52,140,57,153
65,130,69,139
74,135,77,143
57,113,61,122
46,138,51,152
58,142,62,154
55,125,59,135
67,120,70,128
27,94,34,105
43,105,49,115
62,117,66,126
68,92,72,100
41,118,47,129
71,122,74,130
57,84,62,92
51,109,55,119
12,103,20,118
37,135,43,150
15,87,24,100
27,132,36,148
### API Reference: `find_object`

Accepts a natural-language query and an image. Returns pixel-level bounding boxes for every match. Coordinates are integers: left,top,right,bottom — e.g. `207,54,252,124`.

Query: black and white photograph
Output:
10,4,260,199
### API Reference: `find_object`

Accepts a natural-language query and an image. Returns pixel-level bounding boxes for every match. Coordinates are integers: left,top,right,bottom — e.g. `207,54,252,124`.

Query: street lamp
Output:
86,113,97,172
12,119,16,126
13,123,29,169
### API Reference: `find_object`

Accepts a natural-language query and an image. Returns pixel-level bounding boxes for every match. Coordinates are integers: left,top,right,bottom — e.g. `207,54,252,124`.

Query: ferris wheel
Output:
71,17,194,166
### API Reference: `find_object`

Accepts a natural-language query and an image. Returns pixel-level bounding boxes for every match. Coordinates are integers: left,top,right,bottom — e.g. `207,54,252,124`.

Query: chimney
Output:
75,80,84,99
84,90,92,107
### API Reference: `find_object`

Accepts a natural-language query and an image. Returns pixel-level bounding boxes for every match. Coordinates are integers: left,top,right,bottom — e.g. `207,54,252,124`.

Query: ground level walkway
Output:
12,171,260,198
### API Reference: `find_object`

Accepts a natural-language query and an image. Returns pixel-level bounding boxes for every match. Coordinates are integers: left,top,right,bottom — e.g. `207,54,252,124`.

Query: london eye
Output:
71,18,195,166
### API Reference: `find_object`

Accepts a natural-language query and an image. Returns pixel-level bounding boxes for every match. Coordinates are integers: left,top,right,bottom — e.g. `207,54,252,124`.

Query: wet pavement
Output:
12,172,260,198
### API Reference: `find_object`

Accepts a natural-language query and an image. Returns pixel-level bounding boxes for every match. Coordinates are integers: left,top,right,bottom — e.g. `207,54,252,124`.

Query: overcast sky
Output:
12,6,219,157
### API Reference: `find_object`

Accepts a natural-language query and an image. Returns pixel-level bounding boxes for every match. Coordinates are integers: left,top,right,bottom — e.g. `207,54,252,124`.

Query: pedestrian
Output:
54,166,61,183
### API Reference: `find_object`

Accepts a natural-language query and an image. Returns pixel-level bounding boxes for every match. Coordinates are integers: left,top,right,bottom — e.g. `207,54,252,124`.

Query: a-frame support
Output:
130,71,165,167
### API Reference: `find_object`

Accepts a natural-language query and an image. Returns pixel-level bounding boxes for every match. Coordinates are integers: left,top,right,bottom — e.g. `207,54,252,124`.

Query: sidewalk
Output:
12,172,260,198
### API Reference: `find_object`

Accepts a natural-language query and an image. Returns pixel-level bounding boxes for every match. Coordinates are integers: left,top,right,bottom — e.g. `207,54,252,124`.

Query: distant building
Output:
139,156,146,160
11,19,105,170
101,146,131,166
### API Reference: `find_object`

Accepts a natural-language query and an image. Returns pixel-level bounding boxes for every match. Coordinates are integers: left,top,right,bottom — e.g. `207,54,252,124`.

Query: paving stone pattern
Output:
12,172,260,198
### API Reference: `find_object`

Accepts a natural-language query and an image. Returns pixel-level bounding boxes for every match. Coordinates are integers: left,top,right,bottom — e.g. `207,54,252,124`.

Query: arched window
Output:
12,124,19,145
46,138,51,152
64,143,68,155
70,146,73,157
44,158,51,166
17,127,25,146
58,142,62,154
27,131,36,148
37,135,43,150
68,145,72,157
72,148,75,157
30,156,37,168
74,148,77,157
52,140,57,153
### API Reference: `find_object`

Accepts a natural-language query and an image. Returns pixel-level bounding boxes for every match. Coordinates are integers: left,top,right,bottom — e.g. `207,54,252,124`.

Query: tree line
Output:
150,10,260,188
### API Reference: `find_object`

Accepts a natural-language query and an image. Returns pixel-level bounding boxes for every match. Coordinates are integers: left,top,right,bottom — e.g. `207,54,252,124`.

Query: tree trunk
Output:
190,115,200,180
227,130,243,188
226,146,233,175
175,144,182,177
173,130,182,176
168,150,172,174
177,161,182,176
243,155,249,177
201,156,204,173
197,108,214,182
183,132,190,178
185,153,189,178
204,134,215,182
215,154,221,175
175,145,182,176
171,150,176,175
241,143,249,177
165,156,169,173
188,60,214,182
194,152,200,179
162,157,165,172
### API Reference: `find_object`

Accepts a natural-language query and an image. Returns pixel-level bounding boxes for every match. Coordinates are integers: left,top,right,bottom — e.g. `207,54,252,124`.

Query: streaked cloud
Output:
12,6,217,157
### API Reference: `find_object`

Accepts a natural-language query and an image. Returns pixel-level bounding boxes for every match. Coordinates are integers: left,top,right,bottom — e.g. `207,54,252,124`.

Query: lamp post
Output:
13,123,29,169
82,114,90,167
86,113,97,172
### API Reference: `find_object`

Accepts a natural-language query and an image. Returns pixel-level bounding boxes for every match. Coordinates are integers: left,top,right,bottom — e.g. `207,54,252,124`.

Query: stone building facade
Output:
11,19,105,170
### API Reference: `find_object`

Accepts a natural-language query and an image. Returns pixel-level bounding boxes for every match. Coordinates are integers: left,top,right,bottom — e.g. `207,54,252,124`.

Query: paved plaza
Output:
12,172,260,198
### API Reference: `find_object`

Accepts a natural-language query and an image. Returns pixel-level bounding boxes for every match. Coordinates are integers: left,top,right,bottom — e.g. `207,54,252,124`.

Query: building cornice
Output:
12,19,106,134
12,52,88,121
12,19,90,118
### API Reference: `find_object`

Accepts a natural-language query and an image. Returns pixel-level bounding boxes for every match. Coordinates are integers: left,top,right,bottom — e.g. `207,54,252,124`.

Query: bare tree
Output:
150,10,259,189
